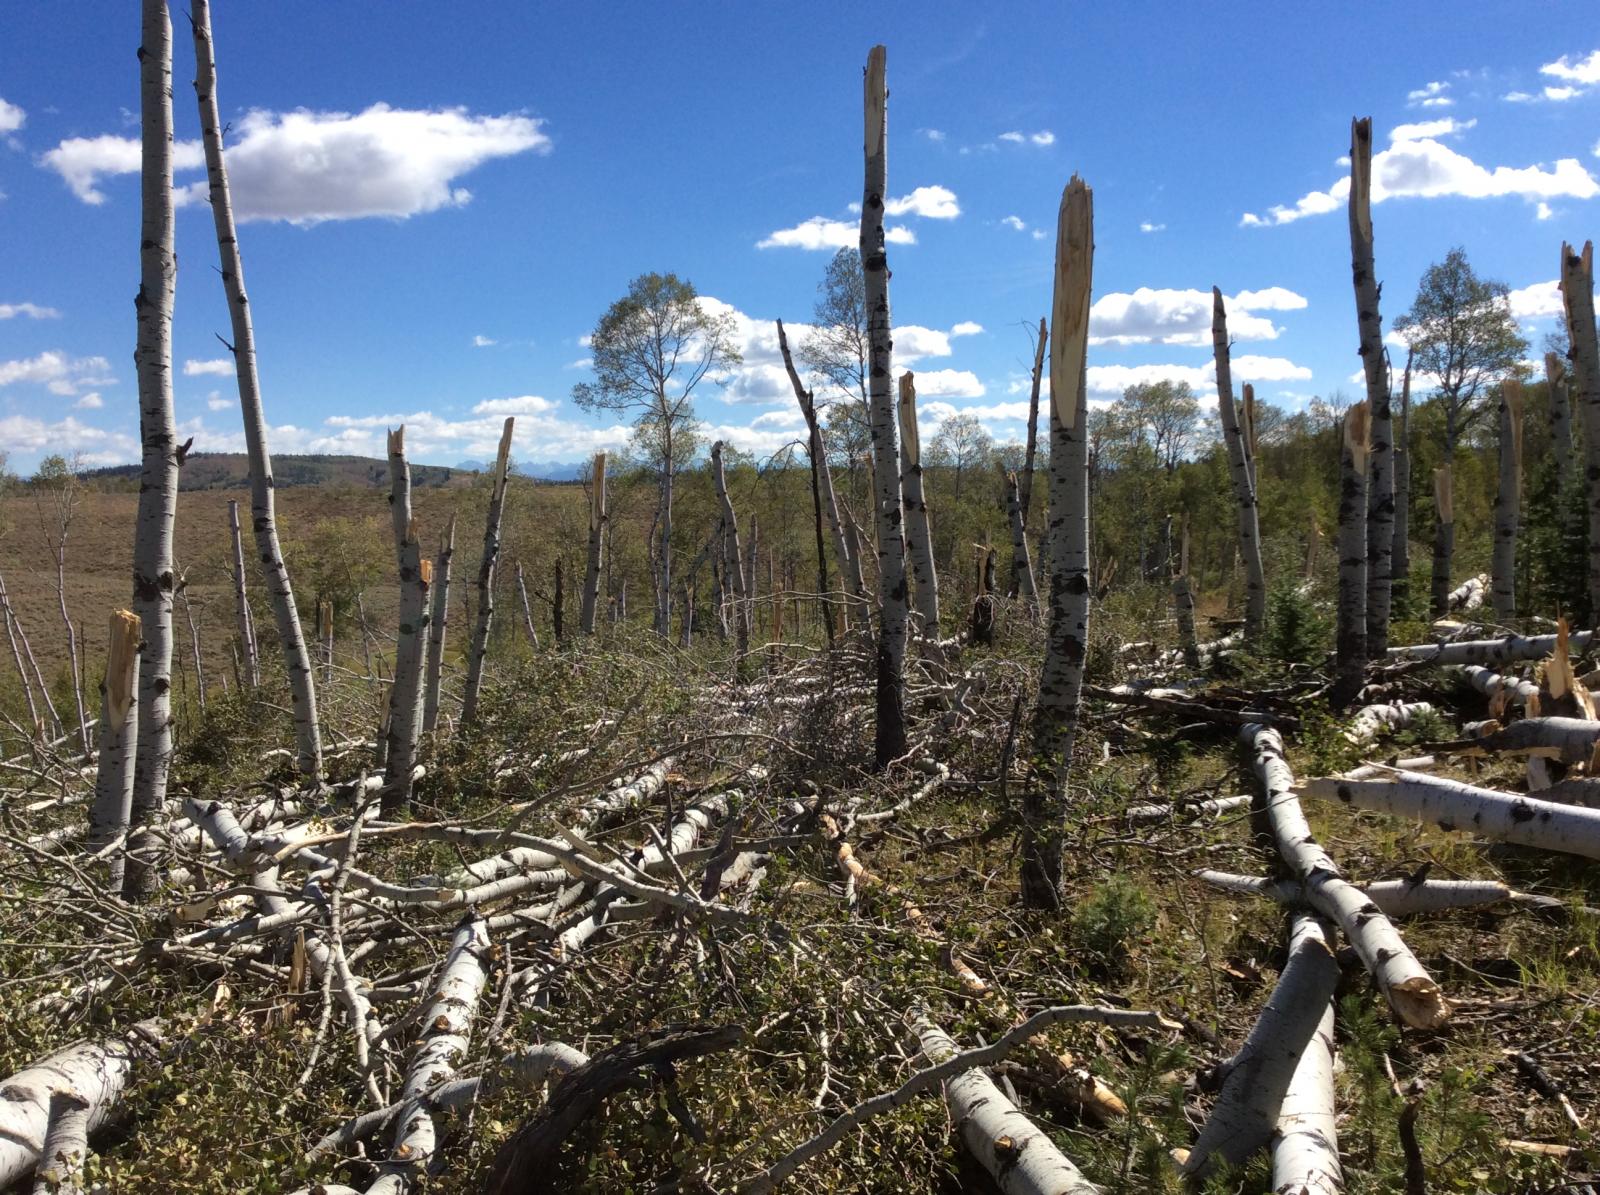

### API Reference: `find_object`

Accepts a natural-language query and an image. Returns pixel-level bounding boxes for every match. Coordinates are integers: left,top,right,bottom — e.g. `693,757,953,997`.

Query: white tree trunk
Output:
88,610,140,893
127,0,180,900
580,452,606,634
1211,289,1267,637
1173,520,1199,668
1024,177,1093,911
1346,700,1436,743
1492,379,1523,620
711,441,751,670
898,372,940,635
1392,351,1413,606
225,500,259,687
1336,402,1370,703
382,427,431,815
1197,869,1512,918
1244,724,1449,1027
1270,989,1342,1195
1559,242,1600,615
861,45,909,768
1019,315,1047,526
1388,629,1591,665
1546,350,1574,490
462,417,513,724
1350,118,1393,659
1469,715,1600,763
422,513,455,734
192,0,321,777
1003,467,1037,610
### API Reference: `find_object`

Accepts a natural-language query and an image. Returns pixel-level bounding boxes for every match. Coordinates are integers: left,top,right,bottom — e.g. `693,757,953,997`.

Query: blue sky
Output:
2,3,1597,473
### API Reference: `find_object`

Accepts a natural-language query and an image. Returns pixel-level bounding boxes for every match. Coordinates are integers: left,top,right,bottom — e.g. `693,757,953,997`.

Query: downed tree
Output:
1387,629,1593,666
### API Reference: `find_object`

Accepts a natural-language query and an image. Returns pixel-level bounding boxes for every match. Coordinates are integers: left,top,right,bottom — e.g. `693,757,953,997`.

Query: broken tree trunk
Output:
126,0,180,901
1559,242,1600,615
861,45,909,768
1270,978,1342,1195
0,571,42,733
898,372,940,636
1019,315,1047,526
1546,351,1574,491
1173,520,1200,669
1212,289,1267,638
1491,379,1524,621
1431,464,1454,619
461,416,514,726
88,611,140,893
193,0,321,779
1335,401,1370,706
382,427,431,816
225,500,258,687
711,441,751,671
1351,117,1394,658
1390,628,1593,665
1023,176,1093,912
580,452,606,635
517,561,540,647
1393,349,1413,611
1244,723,1449,1028
1003,466,1037,610
422,513,455,735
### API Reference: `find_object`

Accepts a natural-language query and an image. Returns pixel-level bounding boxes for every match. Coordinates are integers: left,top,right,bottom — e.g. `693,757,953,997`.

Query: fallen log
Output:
1346,701,1436,743
1196,869,1512,917
1388,630,1593,666
1269,976,1341,1195
1089,685,1298,730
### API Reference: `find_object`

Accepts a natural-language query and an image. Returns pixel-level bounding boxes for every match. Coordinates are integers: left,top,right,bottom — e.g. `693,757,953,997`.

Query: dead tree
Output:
126,0,180,900
1431,465,1454,619
1023,176,1093,911
461,417,514,726
225,500,258,687
1212,289,1267,638
382,426,431,816
34,458,90,753
1335,401,1370,706
711,441,751,669
862,45,909,767
1492,379,1523,620
0,570,56,737
1018,315,1047,525
1002,467,1037,610
579,452,606,635
517,561,540,647
552,558,564,643
88,611,141,893
1545,351,1573,491
1559,242,1600,614
1392,349,1413,610
1350,118,1394,657
423,513,455,734
897,372,940,635
1173,519,1200,668
192,0,321,779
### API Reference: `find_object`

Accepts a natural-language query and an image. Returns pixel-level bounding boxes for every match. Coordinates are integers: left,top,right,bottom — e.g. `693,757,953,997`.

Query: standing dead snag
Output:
1018,315,1047,526
1492,379,1523,620
127,0,180,901
423,513,455,734
225,500,258,687
1431,464,1454,619
192,0,321,779
1023,176,1093,912
1003,467,1037,610
461,416,514,726
1173,519,1200,668
382,427,431,816
1393,350,1413,610
1335,401,1370,706
861,44,909,767
898,372,940,635
579,452,606,635
1546,351,1573,491
88,611,141,893
711,441,751,669
1559,242,1600,614
1212,289,1267,638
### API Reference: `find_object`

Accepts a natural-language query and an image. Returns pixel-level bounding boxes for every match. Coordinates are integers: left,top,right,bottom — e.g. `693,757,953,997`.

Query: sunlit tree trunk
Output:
1023,177,1093,911
1002,467,1037,610
1018,315,1047,525
580,453,606,635
1211,289,1266,637
711,442,751,672
862,45,909,767
1559,242,1600,614
461,418,513,725
126,0,179,899
382,427,431,816
423,513,455,734
1431,465,1454,619
1546,351,1573,491
88,611,140,894
1392,351,1413,611
1335,402,1370,706
1173,519,1200,668
226,500,258,687
1492,380,1523,620
192,0,320,778
897,372,940,635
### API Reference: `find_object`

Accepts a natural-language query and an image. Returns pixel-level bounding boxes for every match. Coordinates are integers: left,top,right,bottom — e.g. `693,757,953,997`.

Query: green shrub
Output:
1072,874,1156,967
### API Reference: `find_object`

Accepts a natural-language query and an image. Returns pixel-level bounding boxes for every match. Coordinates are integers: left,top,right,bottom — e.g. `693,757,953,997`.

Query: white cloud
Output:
906,368,984,399
0,350,115,395
1542,49,1600,89
1508,279,1563,320
471,394,554,416
1536,201,1555,220
1086,355,1311,403
0,301,60,319
0,98,23,136
751,408,805,431
206,391,232,411
1001,214,1026,231
73,392,103,410
472,334,497,347
1544,86,1582,102
921,128,946,143
1030,131,1055,146
999,131,1024,143
184,358,236,377
1504,90,1536,103
1406,81,1453,108
951,321,984,337
0,414,139,466
884,184,960,219
43,105,550,222
1139,221,1166,233
1390,117,1476,142
757,216,915,250
1087,286,1307,347
565,356,593,370
1241,136,1599,226
1031,229,1046,240
894,325,953,363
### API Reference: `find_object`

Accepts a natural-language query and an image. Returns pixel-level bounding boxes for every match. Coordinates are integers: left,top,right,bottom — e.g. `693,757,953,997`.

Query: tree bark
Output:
861,45,908,768
1023,177,1093,911
1173,519,1200,668
1392,350,1413,612
192,0,321,778
1003,467,1037,610
711,442,751,671
1559,242,1600,615
1269,984,1342,1195
517,561,540,646
1212,289,1267,637
0,571,42,733
462,417,514,725
1335,402,1370,706
126,0,180,901
1546,351,1574,491
382,427,431,816
88,611,140,894
579,452,606,635
225,500,258,687
1492,380,1524,620
897,372,940,635
422,513,455,734
1431,465,1454,619
1018,315,1047,525
552,558,564,643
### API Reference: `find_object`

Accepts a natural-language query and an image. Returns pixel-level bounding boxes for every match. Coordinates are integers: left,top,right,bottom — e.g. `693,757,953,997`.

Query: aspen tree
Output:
461,417,513,726
1212,290,1267,636
897,372,940,634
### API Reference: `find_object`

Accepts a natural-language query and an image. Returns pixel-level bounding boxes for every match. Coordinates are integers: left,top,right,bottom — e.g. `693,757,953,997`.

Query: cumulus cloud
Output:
0,414,139,467
1139,221,1166,233
1001,214,1027,231
751,408,805,431
206,392,232,411
1085,355,1311,403
0,350,115,395
951,321,984,337
1088,286,1307,347
905,368,984,399
1508,279,1563,320
1406,81,1453,108
184,358,235,377
885,184,960,219
1390,117,1476,141
757,216,915,250
998,130,1053,146
921,128,946,143
895,325,953,363
73,392,103,409
472,334,497,347
471,394,554,416
0,301,60,319
0,97,23,136
43,105,550,222
999,131,1024,143
1536,201,1555,220
1240,135,1598,226
1541,48,1600,94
